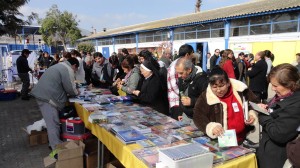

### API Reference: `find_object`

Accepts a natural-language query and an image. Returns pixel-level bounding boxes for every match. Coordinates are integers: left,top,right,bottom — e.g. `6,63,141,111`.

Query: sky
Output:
20,0,251,33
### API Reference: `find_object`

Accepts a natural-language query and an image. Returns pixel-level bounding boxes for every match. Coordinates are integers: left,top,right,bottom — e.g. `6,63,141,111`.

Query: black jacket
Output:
210,54,219,70
102,63,115,86
257,91,300,168
247,59,268,92
178,71,208,118
16,55,32,73
137,74,169,115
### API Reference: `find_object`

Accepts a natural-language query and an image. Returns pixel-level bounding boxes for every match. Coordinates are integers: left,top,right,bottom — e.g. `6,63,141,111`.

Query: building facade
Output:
78,0,300,71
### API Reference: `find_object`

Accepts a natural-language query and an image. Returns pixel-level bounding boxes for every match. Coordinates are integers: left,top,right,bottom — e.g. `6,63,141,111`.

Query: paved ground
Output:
0,95,50,168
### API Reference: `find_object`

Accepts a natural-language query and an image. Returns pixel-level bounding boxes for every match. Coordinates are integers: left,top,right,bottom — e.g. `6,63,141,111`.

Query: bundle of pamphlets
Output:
88,112,108,124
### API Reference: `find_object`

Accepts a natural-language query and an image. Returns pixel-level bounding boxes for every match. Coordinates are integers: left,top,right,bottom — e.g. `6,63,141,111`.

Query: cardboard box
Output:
44,140,85,168
105,160,124,168
85,152,97,168
84,138,98,168
29,130,48,146
56,156,83,168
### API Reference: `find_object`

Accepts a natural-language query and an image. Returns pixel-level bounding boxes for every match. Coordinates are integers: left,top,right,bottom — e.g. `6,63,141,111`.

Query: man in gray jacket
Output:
31,57,79,151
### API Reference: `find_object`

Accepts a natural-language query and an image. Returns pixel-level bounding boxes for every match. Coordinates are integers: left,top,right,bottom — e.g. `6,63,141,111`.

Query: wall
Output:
229,32,300,66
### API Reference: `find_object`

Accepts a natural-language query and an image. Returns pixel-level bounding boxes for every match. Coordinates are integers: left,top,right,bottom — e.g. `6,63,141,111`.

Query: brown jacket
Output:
287,136,300,168
193,79,259,139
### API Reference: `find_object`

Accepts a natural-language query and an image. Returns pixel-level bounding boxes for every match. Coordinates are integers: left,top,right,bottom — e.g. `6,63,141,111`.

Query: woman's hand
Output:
257,103,268,110
245,114,255,125
178,116,183,121
181,96,191,106
132,90,140,96
212,125,224,137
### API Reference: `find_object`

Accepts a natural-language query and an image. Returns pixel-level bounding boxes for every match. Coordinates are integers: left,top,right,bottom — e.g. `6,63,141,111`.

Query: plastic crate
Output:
60,118,86,135
61,132,91,141
0,89,18,101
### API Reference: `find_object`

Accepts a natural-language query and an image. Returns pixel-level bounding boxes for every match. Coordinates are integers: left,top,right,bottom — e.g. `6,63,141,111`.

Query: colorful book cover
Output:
218,130,238,147
110,125,131,134
117,129,147,143
136,139,156,148
131,124,151,134
132,147,158,168
215,146,254,162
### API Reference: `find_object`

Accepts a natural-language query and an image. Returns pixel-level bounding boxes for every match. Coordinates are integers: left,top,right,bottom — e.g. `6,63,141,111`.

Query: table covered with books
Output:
72,88,258,168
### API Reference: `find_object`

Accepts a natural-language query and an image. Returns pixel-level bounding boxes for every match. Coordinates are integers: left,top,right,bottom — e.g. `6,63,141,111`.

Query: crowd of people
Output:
16,44,300,168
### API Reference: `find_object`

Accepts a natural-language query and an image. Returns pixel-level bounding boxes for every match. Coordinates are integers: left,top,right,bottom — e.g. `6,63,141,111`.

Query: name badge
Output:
232,102,239,112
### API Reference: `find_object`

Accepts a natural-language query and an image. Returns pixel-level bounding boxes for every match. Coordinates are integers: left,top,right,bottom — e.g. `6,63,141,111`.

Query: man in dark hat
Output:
16,49,33,100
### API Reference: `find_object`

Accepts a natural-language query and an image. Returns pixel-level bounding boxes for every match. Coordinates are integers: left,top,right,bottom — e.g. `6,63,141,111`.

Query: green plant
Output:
77,42,95,53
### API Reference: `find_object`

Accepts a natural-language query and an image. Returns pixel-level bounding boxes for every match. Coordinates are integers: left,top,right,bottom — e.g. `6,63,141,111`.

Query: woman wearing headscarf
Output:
132,57,169,115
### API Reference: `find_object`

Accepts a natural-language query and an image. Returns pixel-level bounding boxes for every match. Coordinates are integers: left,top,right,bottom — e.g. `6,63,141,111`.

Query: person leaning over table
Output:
30,57,80,152
115,55,141,95
256,63,300,168
176,58,208,124
193,67,260,144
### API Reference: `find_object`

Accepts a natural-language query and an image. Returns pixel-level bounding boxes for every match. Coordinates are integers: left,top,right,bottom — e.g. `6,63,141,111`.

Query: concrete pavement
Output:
0,96,50,168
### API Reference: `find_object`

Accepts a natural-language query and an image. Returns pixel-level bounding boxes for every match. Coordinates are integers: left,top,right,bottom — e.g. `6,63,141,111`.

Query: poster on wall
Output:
230,43,253,58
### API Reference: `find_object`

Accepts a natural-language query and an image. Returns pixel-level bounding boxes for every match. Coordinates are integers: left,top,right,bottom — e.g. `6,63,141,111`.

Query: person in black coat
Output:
176,58,208,122
132,58,169,116
247,51,268,102
16,49,33,100
102,55,119,87
256,63,300,168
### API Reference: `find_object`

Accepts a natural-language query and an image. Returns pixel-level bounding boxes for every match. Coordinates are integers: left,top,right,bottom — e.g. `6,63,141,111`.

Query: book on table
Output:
116,129,147,144
131,124,151,134
218,129,238,148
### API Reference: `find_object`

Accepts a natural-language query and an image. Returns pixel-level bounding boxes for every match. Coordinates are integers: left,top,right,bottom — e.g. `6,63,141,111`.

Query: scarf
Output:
268,92,294,108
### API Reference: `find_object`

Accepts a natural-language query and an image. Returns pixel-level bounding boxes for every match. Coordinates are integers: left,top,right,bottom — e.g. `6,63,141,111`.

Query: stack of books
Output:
157,143,214,168
116,129,147,144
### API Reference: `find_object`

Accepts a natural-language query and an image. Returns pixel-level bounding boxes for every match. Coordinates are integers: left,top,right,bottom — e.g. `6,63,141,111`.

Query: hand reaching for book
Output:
212,125,224,137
